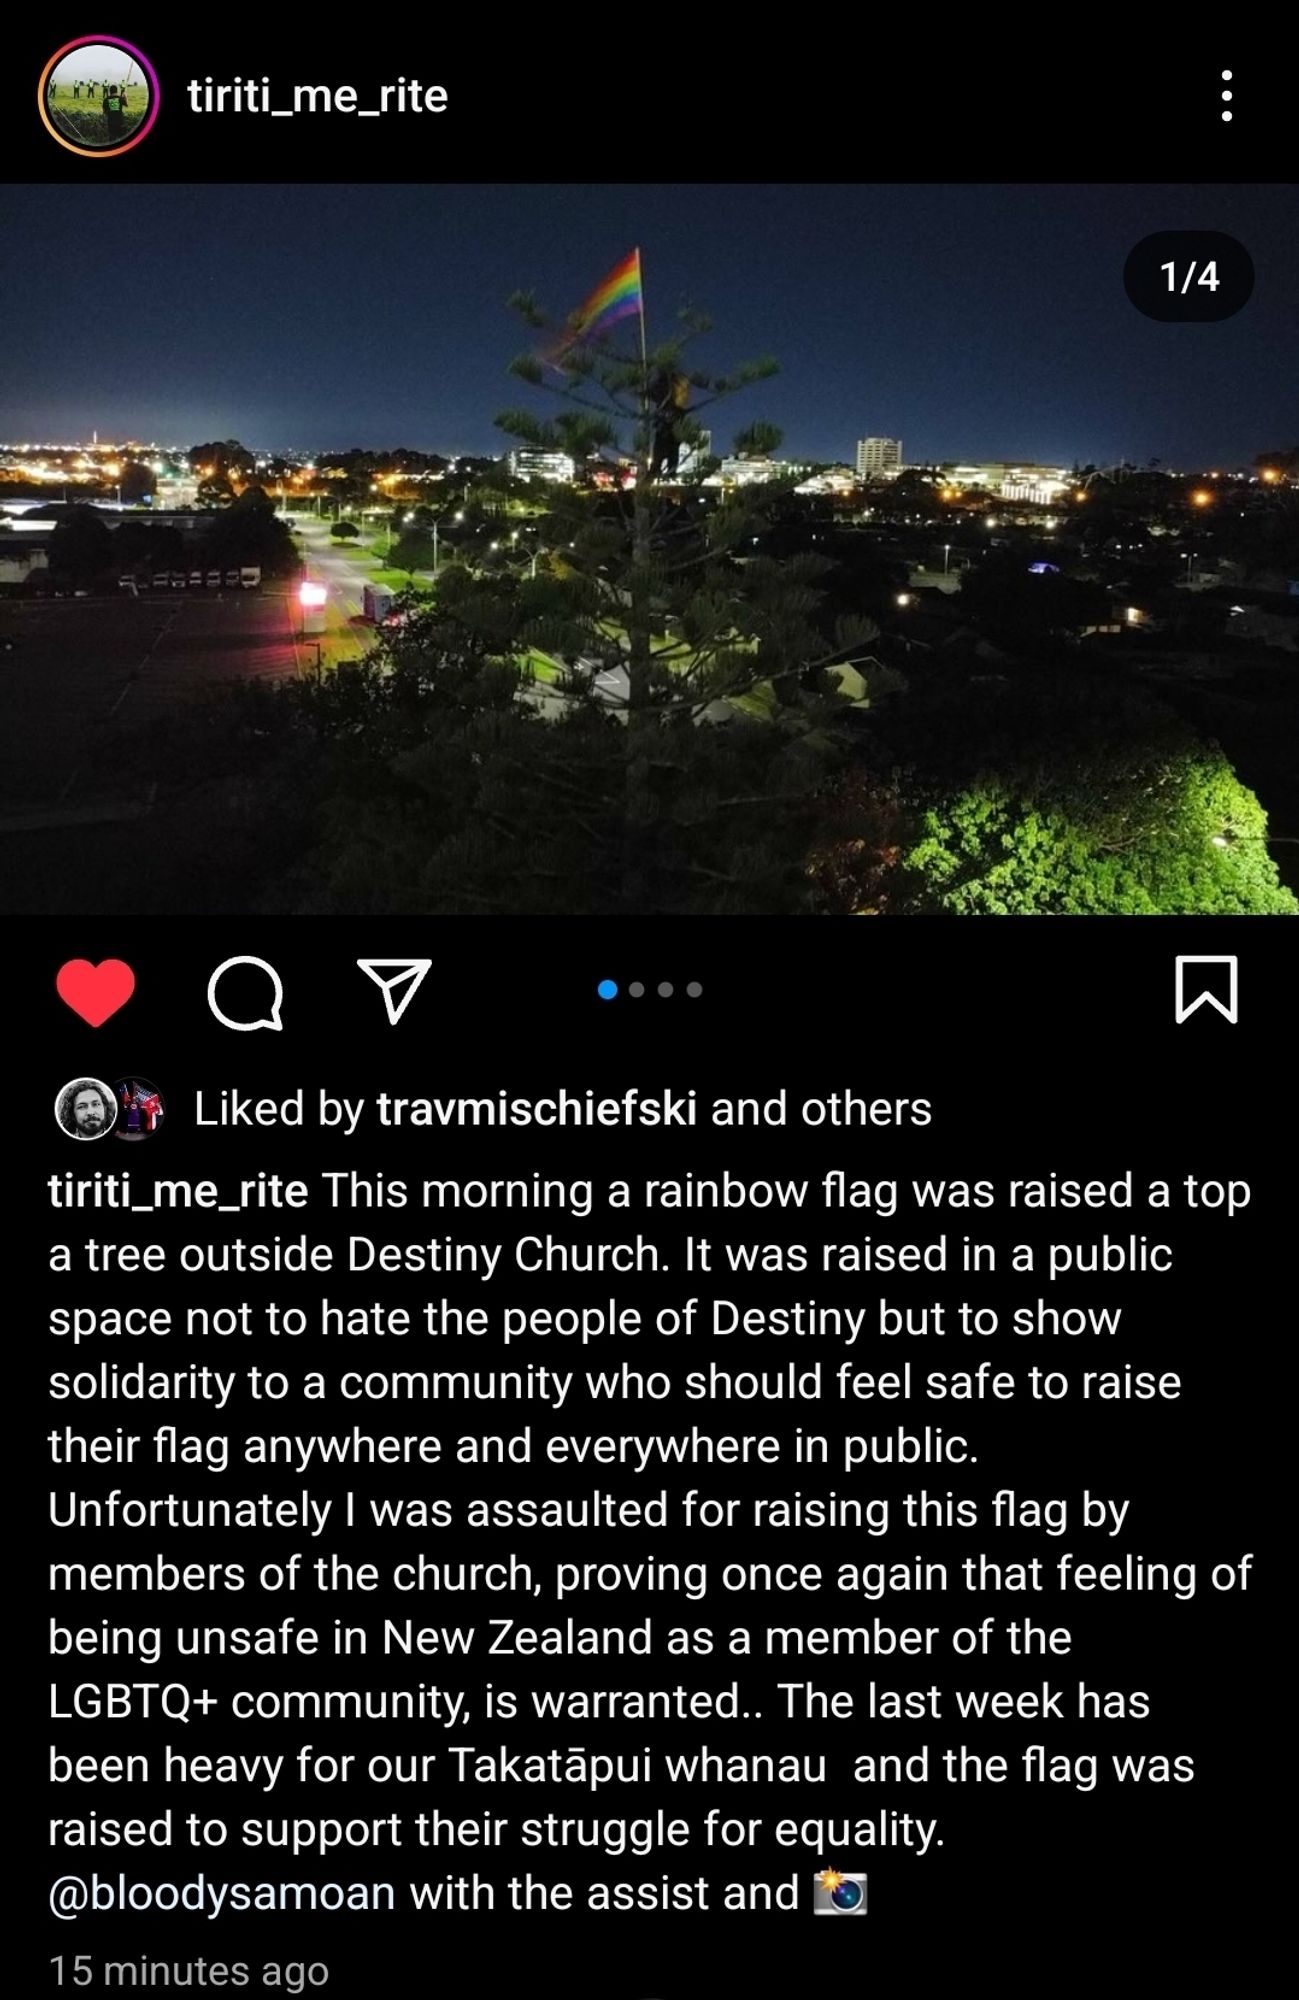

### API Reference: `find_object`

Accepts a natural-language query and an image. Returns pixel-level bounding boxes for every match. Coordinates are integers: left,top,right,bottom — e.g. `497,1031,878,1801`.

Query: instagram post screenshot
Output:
3,30,1294,1994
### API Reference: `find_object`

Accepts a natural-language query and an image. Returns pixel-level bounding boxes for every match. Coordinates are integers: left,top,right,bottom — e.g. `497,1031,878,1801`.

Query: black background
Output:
1,31,1285,183
24,921,1290,1986
8,22,1295,1992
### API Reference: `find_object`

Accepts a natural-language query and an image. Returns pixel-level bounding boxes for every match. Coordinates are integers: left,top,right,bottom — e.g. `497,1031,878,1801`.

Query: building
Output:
509,449,576,484
0,534,50,586
856,438,902,481
714,457,808,487
796,467,857,496
676,429,712,478
941,464,1072,505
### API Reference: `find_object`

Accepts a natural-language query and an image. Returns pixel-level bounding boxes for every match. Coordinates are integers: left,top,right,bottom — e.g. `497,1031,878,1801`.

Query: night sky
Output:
5,183,1294,467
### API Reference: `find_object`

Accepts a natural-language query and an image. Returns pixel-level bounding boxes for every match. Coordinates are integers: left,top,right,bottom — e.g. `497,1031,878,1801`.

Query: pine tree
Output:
487,285,877,906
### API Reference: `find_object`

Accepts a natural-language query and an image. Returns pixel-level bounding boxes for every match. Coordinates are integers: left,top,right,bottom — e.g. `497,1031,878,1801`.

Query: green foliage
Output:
505,291,548,331
189,439,255,478
118,462,156,504
136,294,1297,921
825,674,1298,915
50,506,114,584
496,405,551,444
259,645,836,914
198,488,297,576
196,474,234,509
733,421,784,460
112,521,185,573
389,529,438,574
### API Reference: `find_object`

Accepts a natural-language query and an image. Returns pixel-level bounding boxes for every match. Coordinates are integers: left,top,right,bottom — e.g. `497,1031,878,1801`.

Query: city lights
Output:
0,180,1291,940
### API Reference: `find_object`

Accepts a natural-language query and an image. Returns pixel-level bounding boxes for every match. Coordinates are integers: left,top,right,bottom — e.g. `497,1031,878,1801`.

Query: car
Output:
224,570,240,587
189,570,203,587
152,574,171,590
118,574,138,594
170,572,186,588
206,570,222,588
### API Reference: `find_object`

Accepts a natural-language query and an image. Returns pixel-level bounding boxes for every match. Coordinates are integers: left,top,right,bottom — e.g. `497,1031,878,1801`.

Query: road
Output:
292,519,435,667
294,521,373,652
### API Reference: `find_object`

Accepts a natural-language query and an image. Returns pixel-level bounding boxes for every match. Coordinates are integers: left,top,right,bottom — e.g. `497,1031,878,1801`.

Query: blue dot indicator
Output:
597,979,618,1001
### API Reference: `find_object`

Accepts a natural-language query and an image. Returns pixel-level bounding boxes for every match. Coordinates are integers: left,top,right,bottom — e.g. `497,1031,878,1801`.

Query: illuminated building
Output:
676,430,712,478
509,449,576,484
941,463,1072,504
855,437,902,480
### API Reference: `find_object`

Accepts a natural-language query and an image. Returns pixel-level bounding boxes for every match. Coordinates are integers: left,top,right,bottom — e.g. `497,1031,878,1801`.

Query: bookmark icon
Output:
357,958,434,1025
1174,955,1238,1024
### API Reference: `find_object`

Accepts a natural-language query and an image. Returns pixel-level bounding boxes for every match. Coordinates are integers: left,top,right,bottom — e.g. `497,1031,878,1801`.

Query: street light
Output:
942,543,951,575
1212,829,1299,848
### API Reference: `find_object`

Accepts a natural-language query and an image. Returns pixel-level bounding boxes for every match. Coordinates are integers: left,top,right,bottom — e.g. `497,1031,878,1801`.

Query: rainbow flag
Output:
559,249,642,349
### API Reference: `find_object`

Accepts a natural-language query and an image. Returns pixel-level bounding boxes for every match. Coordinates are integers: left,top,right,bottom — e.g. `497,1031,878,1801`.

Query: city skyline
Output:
4,439,1271,477
3,184,1293,467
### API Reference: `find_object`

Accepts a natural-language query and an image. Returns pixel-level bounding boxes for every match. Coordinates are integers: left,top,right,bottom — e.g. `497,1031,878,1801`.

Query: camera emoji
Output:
814,1869,867,1915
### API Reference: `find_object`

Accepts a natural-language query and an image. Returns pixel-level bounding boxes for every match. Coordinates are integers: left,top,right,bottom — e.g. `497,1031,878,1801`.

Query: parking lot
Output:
0,585,300,823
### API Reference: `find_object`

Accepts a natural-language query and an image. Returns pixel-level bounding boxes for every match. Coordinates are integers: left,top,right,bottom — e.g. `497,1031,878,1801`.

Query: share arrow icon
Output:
357,958,434,1025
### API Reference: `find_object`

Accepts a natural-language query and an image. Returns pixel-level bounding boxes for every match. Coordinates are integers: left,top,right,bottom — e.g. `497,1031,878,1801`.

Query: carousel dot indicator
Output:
597,979,618,1001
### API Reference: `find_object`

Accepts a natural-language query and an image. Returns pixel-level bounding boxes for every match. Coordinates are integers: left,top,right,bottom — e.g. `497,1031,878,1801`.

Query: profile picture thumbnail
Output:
55,1077,118,1141
113,1077,166,1141
40,39,158,157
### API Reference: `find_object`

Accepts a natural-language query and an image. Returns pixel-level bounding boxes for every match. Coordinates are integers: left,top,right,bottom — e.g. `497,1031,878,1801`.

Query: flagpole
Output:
635,248,650,479
635,247,647,372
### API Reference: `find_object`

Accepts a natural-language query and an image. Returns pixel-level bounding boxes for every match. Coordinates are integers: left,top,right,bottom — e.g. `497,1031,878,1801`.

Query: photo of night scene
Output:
1,183,1295,917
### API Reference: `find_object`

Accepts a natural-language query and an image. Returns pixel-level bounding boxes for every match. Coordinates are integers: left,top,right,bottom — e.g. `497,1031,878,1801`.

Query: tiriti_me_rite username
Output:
186,77,448,115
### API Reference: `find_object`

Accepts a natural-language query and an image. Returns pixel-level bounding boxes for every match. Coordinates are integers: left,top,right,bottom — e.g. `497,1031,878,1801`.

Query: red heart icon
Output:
56,958,136,1027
